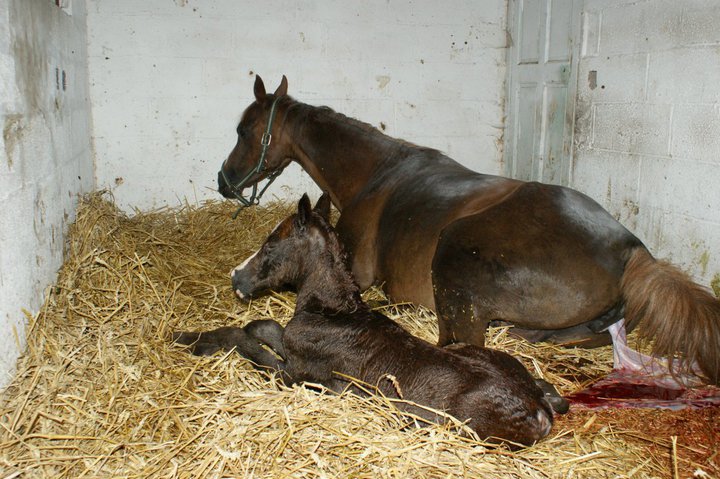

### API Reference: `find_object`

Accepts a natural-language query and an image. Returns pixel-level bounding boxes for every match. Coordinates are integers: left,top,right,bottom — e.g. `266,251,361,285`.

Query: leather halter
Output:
220,95,284,218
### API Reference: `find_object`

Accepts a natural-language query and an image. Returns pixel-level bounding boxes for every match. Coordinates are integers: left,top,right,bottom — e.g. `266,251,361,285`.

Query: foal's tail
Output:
622,247,720,385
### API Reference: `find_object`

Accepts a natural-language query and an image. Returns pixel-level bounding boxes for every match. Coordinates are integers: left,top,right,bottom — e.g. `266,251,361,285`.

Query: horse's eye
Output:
236,125,245,138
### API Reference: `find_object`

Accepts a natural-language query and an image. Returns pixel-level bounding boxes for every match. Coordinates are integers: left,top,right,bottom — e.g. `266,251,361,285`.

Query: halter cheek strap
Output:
221,95,284,218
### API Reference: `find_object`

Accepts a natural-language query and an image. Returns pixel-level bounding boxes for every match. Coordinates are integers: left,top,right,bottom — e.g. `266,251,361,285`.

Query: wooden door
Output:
504,0,581,185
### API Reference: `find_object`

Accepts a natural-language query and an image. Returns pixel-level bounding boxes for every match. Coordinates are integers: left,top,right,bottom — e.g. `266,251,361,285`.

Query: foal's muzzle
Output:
231,269,254,301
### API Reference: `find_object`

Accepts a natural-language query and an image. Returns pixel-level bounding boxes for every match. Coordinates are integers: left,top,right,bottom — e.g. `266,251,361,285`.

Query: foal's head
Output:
231,193,334,301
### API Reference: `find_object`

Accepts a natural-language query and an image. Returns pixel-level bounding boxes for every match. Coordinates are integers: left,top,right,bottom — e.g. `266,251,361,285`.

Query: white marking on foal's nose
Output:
232,249,260,276
235,289,245,299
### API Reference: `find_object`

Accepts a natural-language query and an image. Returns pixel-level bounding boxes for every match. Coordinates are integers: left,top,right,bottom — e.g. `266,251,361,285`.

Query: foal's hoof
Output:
172,331,198,345
172,331,222,356
535,379,570,414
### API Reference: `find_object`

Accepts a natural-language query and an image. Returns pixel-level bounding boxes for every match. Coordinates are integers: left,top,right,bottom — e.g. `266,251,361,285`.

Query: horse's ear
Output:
254,75,267,101
274,75,288,97
313,193,331,221
296,193,312,229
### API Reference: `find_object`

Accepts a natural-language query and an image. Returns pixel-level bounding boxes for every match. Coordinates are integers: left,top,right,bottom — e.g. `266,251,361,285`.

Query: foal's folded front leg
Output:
243,319,286,357
173,325,285,373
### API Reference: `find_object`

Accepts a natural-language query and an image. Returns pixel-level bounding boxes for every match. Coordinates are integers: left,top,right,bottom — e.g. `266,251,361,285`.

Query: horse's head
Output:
231,193,333,301
218,75,293,206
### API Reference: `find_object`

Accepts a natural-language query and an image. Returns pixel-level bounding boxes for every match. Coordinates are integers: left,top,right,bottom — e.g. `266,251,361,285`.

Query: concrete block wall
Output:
573,0,720,287
0,0,95,388
86,0,508,211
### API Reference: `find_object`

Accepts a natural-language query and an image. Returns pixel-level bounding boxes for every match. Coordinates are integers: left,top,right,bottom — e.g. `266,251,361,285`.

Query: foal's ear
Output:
274,75,288,97
313,193,331,221
296,193,312,229
254,75,267,101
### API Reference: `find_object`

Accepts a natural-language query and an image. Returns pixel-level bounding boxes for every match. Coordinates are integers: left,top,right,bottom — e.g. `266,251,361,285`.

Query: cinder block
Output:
592,103,671,156
635,206,720,284
91,97,153,140
388,0,505,26
597,0,720,55
232,21,324,63
89,14,235,59
356,57,504,103
89,55,204,100
323,23,418,64
647,47,720,103
672,104,720,164
427,133,504,175
88,0,508,213
395,99,498,139
571,149,641,208
638,156,719,221
577,53,648,103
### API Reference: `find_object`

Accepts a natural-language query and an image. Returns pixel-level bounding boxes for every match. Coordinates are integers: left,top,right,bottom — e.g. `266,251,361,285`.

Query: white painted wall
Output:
572,0,720,287
86,0,509,211
0,0,95,388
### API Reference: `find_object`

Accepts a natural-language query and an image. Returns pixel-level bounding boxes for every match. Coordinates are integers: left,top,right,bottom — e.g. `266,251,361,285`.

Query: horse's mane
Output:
287,99,432,152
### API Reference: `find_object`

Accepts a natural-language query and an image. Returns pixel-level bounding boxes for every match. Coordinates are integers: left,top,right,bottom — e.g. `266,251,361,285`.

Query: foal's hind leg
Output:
173,325,284,372
445,343,570,415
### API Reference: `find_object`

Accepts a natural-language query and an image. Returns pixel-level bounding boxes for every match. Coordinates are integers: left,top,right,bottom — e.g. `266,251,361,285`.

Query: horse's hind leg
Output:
173,325,285,372
508,301,625,348
510,323,612,348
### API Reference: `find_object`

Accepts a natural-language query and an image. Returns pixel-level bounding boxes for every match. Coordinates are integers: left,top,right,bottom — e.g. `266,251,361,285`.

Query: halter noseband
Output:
221,95,284,218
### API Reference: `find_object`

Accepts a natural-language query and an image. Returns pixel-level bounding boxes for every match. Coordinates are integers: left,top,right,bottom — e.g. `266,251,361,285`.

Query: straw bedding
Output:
0,192,717,478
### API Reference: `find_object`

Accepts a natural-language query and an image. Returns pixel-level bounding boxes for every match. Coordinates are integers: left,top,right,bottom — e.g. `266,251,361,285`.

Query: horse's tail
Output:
621,247,720,384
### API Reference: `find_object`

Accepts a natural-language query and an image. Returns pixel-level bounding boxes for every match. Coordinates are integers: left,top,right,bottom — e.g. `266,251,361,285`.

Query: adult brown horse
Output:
217,75,720,385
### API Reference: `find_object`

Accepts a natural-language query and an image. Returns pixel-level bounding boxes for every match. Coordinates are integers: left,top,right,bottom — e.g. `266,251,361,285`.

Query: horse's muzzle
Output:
217,170,233,199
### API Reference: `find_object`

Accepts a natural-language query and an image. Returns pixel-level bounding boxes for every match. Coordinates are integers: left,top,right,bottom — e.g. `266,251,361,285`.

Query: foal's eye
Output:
236,125,245,138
